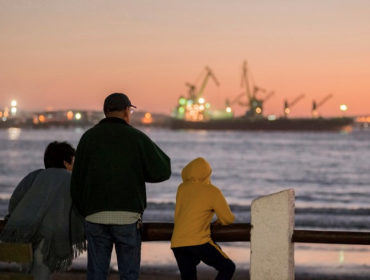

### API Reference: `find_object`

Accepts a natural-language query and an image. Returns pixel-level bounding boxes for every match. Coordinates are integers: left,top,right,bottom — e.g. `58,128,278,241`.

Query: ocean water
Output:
1,127,370,272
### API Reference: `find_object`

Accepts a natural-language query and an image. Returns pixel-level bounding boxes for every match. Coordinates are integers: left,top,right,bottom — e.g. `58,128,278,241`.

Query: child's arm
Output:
213,191,235,225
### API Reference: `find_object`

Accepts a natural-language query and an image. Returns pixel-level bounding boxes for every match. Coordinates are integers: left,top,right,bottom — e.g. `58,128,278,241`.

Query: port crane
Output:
225,90,272,107
284,94,305,118
229,61,274,118
174,66,220,122
312,94,333,118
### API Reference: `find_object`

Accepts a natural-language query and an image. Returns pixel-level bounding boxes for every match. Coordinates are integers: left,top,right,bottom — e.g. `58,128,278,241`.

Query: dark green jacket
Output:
70,117,171,217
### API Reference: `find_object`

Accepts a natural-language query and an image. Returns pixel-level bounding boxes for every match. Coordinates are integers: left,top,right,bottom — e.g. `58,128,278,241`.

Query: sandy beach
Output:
2,240,370,279
46,242,370,279
53,241,370,280
2,264,370,280
51,264,370,280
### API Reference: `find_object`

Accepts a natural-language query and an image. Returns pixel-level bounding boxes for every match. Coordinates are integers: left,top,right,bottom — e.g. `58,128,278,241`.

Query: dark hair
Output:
44,141,75,169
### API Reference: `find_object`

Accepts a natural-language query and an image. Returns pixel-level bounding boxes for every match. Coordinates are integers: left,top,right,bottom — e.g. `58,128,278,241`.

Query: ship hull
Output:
170,117,354,132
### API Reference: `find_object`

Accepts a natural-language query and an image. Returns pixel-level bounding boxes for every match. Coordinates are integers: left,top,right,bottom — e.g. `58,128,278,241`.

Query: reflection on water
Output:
8,127,21,140
1,128,370,275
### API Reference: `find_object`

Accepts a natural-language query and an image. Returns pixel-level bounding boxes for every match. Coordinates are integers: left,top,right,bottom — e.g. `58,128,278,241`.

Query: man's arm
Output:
70,136,88,214
138,135,171,183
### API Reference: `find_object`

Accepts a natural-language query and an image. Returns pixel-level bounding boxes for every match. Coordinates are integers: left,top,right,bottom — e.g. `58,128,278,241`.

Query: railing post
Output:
250,189,295,280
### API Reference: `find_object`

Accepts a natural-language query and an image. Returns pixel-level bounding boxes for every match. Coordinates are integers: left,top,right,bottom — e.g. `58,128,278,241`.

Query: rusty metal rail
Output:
1,220,369,245
141,223,251,242
292,229,370,245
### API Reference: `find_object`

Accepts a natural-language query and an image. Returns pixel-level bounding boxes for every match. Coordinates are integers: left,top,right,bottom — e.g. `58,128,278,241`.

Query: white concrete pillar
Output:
250,189,295,280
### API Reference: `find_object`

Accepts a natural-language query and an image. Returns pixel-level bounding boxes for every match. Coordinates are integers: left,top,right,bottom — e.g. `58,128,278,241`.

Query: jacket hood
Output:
181,157,212,184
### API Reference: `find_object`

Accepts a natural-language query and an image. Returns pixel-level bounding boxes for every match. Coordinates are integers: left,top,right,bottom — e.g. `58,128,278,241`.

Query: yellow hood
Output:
181,157,212,184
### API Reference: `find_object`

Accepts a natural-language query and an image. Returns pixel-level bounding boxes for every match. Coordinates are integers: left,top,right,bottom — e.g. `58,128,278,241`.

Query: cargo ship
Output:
170,62,354,132
170,116,354,131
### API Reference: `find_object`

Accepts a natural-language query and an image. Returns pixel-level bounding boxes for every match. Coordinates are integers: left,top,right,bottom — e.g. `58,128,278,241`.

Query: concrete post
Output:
250,189,295,280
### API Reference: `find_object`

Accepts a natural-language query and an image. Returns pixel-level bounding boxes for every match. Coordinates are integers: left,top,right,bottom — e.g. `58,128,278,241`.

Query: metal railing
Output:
3,189,370,280
1,220,369,245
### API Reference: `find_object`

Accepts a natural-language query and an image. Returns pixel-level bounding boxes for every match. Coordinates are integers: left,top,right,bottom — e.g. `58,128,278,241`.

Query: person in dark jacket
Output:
70,92,171,280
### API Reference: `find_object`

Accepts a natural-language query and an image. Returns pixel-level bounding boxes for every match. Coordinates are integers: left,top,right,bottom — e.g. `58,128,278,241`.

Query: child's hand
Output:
211,219,221,225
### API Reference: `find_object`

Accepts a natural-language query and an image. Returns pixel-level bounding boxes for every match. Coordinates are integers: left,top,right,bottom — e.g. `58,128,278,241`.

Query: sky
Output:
1,0,369,118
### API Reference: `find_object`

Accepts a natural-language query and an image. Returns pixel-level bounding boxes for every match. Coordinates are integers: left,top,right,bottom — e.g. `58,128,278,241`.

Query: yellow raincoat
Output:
171,157,235,251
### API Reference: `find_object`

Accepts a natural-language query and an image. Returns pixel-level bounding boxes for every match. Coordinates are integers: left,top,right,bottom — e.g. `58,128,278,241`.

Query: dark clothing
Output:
172,242,235,280
70,117,171,217
1,169,86,274
4,169,42,221
84,221,141,280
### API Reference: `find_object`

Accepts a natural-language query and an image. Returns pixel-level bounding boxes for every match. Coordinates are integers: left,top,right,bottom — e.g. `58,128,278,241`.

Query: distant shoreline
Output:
1,110,368,131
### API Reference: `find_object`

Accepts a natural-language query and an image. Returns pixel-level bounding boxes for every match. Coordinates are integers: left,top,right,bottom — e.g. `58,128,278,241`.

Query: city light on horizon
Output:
75,113,82,120
340,104,348,112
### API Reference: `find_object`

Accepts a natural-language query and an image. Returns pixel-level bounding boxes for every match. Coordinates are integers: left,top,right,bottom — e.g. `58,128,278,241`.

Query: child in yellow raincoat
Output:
171,157,235,280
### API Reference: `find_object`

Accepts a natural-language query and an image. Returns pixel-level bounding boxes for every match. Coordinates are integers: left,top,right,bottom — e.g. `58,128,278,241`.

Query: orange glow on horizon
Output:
67,111,73,120
142,112,153,124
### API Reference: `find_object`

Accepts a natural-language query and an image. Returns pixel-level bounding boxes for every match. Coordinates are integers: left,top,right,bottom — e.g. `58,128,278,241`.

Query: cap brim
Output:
131,105,137,108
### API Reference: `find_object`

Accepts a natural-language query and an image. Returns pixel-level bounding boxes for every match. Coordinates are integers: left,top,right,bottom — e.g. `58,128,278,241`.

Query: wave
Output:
147,202,370,215
1,201,369,231
144,202,370,230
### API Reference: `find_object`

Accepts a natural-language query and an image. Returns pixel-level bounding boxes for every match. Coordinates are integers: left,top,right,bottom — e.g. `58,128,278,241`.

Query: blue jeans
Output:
85,221,142,280
172,242,235,280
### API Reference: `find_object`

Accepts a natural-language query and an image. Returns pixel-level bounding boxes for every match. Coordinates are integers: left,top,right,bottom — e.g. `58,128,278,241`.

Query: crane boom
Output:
312,93,334,118
228,92,245,106
317,94,333,107
289,94,305,107
263,91,275,102
284,94,305,118
195,67,219,100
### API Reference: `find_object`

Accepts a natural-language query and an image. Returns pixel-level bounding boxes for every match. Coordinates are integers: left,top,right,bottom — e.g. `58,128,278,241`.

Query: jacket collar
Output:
97,117,130,126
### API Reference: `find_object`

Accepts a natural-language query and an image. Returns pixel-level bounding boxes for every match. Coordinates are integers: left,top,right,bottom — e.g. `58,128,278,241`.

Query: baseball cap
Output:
103,93,137,113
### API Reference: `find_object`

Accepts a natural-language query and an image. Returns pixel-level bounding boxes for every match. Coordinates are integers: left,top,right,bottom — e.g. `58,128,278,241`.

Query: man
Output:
71,92,171,280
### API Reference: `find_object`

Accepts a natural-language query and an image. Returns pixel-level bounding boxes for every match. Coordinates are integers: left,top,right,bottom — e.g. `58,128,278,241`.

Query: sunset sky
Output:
1,0,369,118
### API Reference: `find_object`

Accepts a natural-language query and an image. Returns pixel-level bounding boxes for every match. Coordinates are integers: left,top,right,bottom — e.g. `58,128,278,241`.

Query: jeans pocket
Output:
85,221,104,237
114,223,137,238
